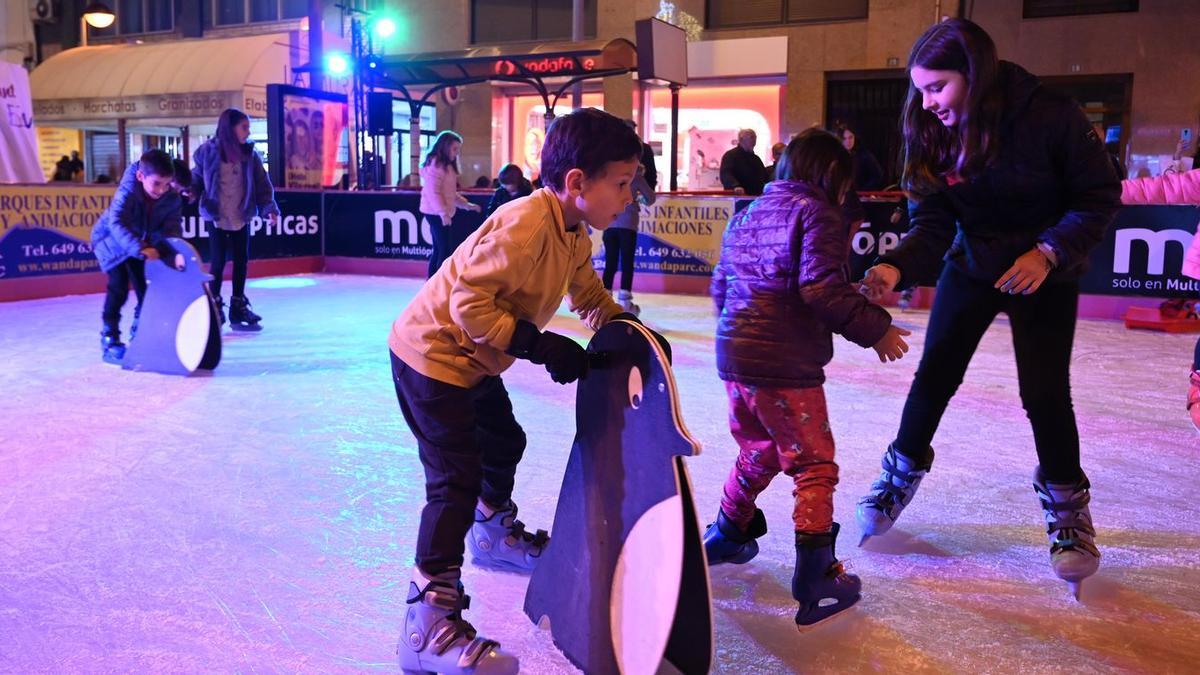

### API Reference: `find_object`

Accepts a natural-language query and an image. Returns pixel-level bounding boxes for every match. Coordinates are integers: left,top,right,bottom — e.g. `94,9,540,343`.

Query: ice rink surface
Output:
2,274,1196,673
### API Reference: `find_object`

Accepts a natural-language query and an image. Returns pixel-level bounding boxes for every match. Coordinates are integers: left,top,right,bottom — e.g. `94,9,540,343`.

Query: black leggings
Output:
102,258,147,332
602,228,637,292
426,214,452,279
894,264,1083,483
391,352,527,575
209,225,249,298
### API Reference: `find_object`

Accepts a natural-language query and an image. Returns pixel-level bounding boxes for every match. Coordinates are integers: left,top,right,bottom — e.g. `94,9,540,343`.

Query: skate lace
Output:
1035,487,1100,558
407,581,502,665
861,454,919,512
499,505,550,548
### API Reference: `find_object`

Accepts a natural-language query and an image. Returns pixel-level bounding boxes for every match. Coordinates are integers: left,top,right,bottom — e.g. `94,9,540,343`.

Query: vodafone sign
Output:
492,56,598,77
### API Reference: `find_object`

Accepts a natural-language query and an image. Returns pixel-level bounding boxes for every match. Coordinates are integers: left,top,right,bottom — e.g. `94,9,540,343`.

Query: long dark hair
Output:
423,130,462,174
216,108,250,163
777,128,854,205
900,19,1004,196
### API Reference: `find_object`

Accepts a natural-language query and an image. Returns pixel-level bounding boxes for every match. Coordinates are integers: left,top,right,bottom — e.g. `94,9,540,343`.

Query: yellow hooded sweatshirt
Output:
389,187,625,388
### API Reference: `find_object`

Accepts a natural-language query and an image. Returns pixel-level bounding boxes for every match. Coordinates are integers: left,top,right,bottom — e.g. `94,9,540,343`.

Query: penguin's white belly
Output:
176,296,212,371
610,494,684,675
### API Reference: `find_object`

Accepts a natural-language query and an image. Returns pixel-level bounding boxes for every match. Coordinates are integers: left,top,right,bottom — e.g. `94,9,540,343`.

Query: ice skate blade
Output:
230,323,262,332
401,669,434,675
1067,580,1082,601
470,556,537,575
795,595,861,632
858,535,870,548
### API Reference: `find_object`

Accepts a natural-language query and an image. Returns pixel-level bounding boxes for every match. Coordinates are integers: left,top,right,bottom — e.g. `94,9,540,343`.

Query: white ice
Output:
1,274,1197,672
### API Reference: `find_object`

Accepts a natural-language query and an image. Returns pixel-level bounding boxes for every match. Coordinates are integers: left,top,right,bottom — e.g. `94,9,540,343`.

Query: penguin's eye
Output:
627,365,643,410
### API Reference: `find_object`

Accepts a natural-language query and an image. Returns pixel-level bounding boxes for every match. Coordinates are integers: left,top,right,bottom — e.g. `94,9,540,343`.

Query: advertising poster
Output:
283,94,348,188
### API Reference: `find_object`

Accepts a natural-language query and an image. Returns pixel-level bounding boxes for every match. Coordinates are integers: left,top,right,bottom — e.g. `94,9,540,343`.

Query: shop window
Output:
471,0,597,44
1023,0,1138,19
216,0,245,25
214,0,306,26
707,0,867,29
94,0,173,35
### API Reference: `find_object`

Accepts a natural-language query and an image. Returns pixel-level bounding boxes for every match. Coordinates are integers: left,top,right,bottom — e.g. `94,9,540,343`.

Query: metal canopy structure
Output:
370,38,637,121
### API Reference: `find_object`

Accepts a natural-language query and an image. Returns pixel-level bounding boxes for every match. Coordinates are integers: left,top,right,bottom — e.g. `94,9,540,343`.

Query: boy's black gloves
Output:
507,319,589,384
611,313,673,365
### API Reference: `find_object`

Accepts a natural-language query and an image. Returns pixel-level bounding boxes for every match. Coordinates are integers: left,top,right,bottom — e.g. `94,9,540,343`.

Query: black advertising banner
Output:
180,190,322,261
1078,205,1199,296
323,191,491,260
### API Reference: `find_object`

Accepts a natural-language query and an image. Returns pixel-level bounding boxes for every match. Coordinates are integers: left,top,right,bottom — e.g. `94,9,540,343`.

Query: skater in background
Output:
835,122,886,191
420,130,483,278
389,108,666,674
856,19,1121,598
191,107,280,331
720,129,767,196
763,141,787,183
602,163,656,316
90,149,185,363
484,163,533,218
704,129,911,628
1119,167,1200,432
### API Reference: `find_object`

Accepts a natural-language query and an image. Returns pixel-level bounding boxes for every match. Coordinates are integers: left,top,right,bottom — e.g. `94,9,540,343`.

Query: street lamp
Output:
81,2,116,47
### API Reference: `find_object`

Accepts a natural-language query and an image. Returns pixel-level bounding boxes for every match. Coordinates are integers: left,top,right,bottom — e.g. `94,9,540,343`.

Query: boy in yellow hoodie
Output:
390,108,654,675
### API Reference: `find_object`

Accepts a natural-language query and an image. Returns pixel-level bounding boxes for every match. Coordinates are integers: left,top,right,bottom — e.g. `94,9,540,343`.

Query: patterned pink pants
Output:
720,382,838,534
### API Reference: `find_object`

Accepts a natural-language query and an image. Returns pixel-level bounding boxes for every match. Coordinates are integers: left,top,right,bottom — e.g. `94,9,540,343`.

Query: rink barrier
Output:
2,184,1196,320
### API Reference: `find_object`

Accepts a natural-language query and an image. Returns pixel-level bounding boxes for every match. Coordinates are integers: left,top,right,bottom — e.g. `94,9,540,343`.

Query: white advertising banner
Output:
0,62,43,184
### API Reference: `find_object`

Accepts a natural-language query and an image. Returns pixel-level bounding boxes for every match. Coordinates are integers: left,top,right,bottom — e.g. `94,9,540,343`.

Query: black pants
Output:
894,264,1082,483
209,225,249,298
602,228,637,292
102,258,147,332
391,352,527,575
425,214,451,279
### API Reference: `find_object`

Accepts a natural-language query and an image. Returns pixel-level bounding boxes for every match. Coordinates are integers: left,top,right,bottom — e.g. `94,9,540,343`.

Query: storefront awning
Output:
30,33,294,126
354,38,637,116
371,38,636,87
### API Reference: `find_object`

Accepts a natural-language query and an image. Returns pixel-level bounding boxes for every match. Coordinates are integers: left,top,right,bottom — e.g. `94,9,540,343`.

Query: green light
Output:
373,17,397,40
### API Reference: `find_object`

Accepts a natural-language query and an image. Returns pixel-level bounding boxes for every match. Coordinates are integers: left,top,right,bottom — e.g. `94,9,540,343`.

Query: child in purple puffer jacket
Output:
704,129,911,628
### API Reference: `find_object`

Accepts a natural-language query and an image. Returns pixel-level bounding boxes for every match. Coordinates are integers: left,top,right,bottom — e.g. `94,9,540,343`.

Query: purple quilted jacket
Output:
711,180,892,387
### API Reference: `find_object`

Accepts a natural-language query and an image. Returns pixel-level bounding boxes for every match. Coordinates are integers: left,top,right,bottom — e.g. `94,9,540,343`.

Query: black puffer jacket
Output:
879,61,1121,289
712,181,892,387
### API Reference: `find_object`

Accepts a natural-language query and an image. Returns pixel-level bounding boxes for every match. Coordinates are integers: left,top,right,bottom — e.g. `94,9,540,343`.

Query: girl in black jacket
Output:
856,19,1120,599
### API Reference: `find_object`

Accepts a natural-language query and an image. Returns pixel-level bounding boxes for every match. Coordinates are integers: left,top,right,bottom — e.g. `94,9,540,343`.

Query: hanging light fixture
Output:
82,1,116,28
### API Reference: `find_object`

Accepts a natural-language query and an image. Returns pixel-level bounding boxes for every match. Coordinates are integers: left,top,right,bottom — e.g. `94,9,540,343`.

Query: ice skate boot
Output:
1032,468,1100,600
898,288,915,311
702,507,766,565
100,328,125,364
398,567,519,675
228,294,262,332
616,289,640,317
793,523,861,629
857,444,932,545
1188,371,1200,434
467,500,548,573
213,296,227,328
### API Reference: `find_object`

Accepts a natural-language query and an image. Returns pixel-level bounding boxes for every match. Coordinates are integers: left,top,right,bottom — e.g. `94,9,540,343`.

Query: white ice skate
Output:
1032,468,1100,600
856,444,932,546
398,567,519,675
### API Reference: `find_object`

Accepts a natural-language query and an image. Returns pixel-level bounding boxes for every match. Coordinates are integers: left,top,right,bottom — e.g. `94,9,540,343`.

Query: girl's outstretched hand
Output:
859,264,900,301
